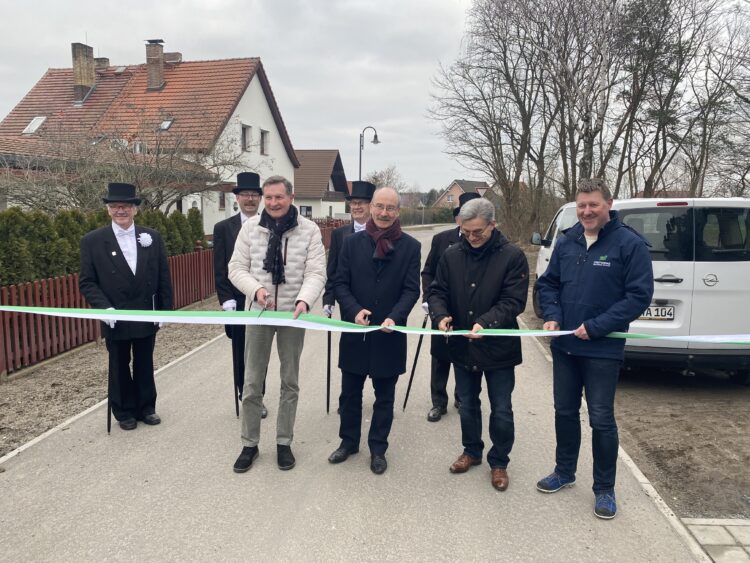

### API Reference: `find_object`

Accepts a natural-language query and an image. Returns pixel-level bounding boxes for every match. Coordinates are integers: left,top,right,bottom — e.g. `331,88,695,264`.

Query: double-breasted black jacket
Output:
334,231,421,378
79,225,173,341
323,223,355,307
420,226,461,361
213,213,246,337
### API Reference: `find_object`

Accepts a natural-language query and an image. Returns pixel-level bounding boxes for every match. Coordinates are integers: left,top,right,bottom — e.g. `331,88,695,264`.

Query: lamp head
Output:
371,132,380,145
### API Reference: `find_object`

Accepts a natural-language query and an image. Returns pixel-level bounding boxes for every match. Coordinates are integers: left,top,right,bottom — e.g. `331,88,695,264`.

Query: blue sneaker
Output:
594,492,617,519
536,472,576,493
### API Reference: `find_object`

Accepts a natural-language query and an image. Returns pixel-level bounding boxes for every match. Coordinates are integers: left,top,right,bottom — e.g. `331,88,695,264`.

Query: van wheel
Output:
729,370,750,386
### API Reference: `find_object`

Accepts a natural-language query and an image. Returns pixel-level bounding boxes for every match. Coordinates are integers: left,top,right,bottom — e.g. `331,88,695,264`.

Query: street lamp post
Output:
359,126,380,181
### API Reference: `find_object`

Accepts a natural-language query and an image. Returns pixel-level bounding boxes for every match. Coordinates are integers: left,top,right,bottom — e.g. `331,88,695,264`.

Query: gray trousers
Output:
241,325,305,447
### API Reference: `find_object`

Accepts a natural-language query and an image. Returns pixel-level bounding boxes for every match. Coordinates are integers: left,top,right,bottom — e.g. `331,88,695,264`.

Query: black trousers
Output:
430,357,459,408
106,335,157,421
338,371,398,456
230,325,266,397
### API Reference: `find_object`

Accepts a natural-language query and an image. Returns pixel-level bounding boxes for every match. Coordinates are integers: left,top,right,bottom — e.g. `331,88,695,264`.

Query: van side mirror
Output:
530,232,551,247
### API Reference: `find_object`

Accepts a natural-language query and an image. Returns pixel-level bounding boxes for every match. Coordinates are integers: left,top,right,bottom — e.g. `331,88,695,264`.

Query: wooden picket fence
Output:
0,221,348,379
0,249,216,379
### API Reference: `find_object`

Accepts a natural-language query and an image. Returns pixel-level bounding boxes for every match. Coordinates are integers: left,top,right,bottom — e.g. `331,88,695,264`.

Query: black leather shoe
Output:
233,446,259,473
427,406,448,422
118,418,137,431
141,413,161,425
277,445,296,470
328,446,359,464
370,454,388,475
261,404,268,419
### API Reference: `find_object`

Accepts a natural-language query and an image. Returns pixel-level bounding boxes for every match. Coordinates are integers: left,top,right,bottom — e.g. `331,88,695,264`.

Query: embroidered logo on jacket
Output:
592,255,611,267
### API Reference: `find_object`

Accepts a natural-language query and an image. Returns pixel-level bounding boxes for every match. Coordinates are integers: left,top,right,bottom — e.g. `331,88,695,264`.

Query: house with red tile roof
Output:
294,150,349,219
0,40,299,233
432,179,491,209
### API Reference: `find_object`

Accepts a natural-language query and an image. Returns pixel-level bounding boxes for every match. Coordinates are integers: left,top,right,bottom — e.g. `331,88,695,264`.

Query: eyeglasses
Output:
237,192,260,199
371,203,398,213
107,204,134,211
461,224,492,238
349,200,368,207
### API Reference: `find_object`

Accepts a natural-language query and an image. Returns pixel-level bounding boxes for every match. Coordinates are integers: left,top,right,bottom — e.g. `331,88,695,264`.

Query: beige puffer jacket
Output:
228,213,326,312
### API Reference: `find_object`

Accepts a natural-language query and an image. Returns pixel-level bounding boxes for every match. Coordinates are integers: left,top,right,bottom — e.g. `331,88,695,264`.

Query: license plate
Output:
639,305,675,321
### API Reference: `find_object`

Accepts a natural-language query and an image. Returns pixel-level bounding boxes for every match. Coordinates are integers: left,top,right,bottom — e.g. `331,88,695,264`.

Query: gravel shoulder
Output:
0,299,223,459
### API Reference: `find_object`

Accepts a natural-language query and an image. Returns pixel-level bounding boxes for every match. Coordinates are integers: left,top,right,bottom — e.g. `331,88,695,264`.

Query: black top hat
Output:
346,181,376,201
459,191,481,207
453,191,481,217
233,172,262,194
103,183,141,205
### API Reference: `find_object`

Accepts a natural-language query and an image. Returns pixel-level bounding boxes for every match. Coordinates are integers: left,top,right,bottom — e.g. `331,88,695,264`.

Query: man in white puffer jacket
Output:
228,175,326,473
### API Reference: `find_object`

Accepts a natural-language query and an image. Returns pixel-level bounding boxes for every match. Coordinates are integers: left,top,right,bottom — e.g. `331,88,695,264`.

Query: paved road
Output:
0,227,702,562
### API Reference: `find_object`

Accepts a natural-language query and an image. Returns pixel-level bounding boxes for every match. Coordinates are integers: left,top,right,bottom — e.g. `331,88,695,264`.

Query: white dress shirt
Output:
353,221,366,233
112,222,137,275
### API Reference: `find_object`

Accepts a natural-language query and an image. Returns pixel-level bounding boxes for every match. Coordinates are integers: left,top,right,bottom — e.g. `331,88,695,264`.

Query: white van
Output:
530,198,750,384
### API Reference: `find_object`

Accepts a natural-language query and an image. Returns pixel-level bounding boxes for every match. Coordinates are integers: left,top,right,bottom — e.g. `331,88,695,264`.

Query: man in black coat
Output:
213,172,266,416
421,191,481,422
322,180,376,317
328,187,421,475
428,198,529,492
79,183,173,431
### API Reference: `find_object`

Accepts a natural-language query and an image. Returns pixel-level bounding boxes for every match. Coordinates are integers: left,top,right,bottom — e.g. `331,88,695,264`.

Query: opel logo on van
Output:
703,273,719,287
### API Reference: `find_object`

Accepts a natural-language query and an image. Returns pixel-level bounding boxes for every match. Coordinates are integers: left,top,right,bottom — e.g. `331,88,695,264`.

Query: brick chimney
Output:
71,42,95,102
146,39,165,90
95,57,110,69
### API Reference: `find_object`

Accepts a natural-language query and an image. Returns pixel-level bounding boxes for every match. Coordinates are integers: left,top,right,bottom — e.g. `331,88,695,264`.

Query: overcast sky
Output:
0,0,483,191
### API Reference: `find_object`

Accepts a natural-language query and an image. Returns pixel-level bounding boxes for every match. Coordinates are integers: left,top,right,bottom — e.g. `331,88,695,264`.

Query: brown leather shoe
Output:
449,453,481,474
491,468,509,491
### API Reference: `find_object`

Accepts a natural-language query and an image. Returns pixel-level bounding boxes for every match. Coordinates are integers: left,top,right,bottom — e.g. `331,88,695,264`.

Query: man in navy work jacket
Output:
79,183,173,431
535,178,653,520
328,186,421,475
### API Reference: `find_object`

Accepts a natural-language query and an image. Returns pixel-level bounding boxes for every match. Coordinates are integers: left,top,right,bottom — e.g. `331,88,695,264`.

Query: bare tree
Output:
364,165,410,192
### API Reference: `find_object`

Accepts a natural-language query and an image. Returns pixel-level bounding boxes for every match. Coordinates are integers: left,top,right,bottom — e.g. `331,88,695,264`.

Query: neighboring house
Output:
432,179,491,209
293,149,349,219
0,40,299,234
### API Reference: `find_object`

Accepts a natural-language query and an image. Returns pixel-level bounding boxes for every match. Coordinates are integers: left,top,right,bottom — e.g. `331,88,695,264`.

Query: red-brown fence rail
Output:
0,249,216,378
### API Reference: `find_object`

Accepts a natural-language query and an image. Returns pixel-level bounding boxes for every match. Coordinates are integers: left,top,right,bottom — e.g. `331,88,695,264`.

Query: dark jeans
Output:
338,371,398,456
552,349,621,494
430,357,460,408
454,365,515,468
106,335,157,421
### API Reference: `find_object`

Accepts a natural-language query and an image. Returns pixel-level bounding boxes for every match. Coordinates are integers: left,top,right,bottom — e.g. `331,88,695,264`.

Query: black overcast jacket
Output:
428,230,529,372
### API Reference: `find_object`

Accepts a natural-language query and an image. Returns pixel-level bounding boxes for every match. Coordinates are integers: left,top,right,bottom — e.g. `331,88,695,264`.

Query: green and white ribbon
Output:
1,305,749,344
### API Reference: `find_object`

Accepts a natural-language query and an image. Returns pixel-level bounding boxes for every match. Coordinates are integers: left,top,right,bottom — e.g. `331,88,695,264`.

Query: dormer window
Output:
22,116,47,134
159,119,173,131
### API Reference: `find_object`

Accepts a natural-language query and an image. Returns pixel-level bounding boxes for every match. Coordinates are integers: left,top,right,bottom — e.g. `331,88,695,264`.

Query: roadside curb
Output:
518,317,711,563
0,334,224,467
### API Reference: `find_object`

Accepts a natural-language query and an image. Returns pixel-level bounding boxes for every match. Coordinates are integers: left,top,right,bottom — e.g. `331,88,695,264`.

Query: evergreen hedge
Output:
0,207,205,286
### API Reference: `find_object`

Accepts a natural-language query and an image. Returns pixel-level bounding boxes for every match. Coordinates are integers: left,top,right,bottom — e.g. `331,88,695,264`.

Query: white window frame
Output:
260,129,270,155
241,124,252,152
23,116,47,134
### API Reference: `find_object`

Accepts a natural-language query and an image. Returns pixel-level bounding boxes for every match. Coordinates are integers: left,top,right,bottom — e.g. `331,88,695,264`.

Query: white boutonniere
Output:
137,233,153,248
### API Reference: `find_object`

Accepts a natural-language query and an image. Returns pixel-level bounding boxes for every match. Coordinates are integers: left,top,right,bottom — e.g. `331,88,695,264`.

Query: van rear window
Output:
695,208,750,262
619,208,693,261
